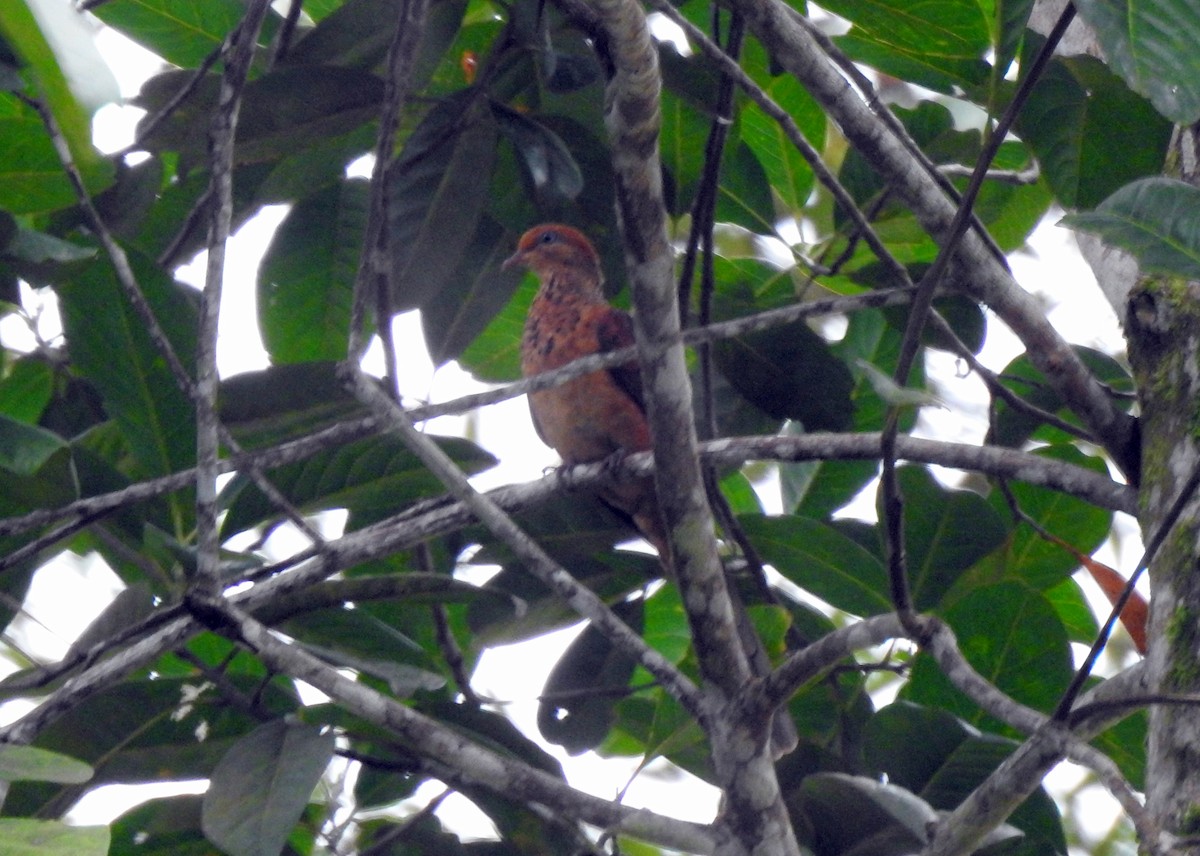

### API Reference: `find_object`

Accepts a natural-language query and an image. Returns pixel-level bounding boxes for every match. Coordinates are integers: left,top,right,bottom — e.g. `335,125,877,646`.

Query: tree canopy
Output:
0,0,1199,854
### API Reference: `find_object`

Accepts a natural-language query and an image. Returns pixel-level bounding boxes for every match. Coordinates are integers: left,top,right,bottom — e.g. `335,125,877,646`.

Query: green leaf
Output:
792,772,937,854
387,93,499,310
220,433,497,536
538,600,642,754
493,103,583,201
202,720,336,856
0,96,95,214
0,2,113,208
0,819,108,856
421,216,525,365
0,746,92,785
886,466,1008,610
1073,0,1200,123
712,268,854,431
739,513,892,616
219,361,366,449
1063,177,1200,279
0,414,65,476
458,275,536,382
715,141,776,233
110,796,208,856
990,346,1134,447
1017,54,1172,209
980,445,1113,591
259,179,366,363
904,582,1072,727
56,252,198,481
820,0,991,92
90,0,249,68
739,75,823,216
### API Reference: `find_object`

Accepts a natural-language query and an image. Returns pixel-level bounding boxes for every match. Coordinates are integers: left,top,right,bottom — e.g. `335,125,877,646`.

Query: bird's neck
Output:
536,268,606,304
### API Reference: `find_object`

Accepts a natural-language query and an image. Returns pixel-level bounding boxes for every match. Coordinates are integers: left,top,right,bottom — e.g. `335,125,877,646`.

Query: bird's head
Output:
502,224,603,282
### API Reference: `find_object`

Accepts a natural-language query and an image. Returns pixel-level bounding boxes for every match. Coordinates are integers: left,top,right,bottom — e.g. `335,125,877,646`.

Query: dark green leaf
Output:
739,514,892,616
111,796,209,856
219,361,366,448
0,95,105,214
493,103,583,201
538,600,642,754
1063,177,1200,279
259,179,366,363
1017,54,1172,209
904,582,1072,728
0,414,65,476
388,93,498,310
715,141,776,233
56,252,198,481
1074,0,1200,123
885,466,1008,610
421,216,525,365
793,772,935,855
221,433,496,536
202,720,335,856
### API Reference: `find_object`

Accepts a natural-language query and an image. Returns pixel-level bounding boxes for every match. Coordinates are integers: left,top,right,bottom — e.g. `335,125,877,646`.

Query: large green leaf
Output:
739,513,892,616
56,252,198,482
903,582,1072,728
0,746,92,785
884,466,1009,610
0,414,65,476
258,179,366,363
739,74,823,217
110,796,209,856
1074,0,1200,124
1063,177,1200,280
1017,54,1172,209
420,216,525,365
90,0,249,68
457,275,536,382
820,0,991,92
863,702,1068,854
0,819,108,856
387,93,499,310
219,361,367,449
976,445,1113,591
0,2,113,211
202,720,335,856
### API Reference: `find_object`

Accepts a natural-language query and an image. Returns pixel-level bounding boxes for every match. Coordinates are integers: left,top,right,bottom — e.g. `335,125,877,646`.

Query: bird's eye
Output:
539,231,558,245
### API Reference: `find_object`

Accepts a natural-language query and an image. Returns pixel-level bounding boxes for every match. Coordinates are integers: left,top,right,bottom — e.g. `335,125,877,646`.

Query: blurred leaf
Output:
202,720,335,856
715,141,776,233
0,746,92,785
219,361,366,448
0,95,104,214
0,414,65,475
1063,177,1200,279
0,819,108,856
739,514,892,616
110,796,209,856
1018,54,1172,209
660,88,710,217
1074,0,1200,123
259,178,366,363
458,275,536,382
792,772,936,855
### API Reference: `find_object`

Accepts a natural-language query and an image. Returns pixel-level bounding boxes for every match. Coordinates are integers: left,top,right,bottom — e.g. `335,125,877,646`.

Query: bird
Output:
504,223,798,758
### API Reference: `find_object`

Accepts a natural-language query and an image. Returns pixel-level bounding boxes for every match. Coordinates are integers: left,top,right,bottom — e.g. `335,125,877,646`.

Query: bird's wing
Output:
594,306,645,413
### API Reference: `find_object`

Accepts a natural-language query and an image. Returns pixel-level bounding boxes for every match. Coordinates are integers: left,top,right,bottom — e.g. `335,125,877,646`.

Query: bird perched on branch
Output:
503,223,798,758
503,223,666,555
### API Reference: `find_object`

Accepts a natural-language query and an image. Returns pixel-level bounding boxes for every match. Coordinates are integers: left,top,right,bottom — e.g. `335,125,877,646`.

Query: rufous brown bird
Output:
504,223,798,758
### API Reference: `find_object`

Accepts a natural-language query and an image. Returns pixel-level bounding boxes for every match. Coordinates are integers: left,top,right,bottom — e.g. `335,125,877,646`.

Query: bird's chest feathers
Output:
521,291,649,462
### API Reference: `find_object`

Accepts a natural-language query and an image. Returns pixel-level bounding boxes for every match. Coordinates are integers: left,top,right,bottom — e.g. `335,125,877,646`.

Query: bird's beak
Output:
501,249,525,271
